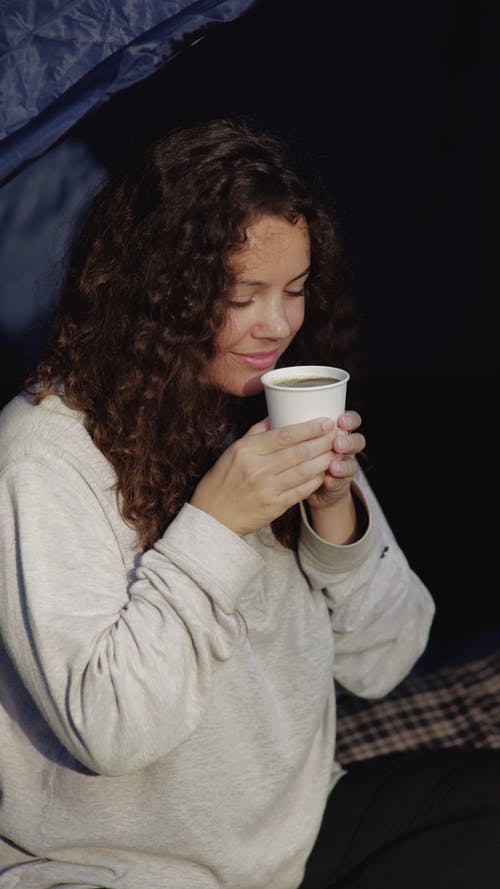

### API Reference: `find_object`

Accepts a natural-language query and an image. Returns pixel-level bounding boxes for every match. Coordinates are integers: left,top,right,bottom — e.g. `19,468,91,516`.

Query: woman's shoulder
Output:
1,390,81,440
0,391,109,482
0,392,46,453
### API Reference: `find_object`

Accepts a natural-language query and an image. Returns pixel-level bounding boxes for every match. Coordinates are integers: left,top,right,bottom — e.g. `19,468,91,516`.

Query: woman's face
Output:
207,214,310,397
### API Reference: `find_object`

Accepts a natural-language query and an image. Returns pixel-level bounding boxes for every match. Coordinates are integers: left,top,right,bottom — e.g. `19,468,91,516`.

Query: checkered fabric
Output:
335,647,500,766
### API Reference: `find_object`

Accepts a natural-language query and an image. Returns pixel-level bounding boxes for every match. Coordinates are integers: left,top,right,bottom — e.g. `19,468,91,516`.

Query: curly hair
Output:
27,114,360,551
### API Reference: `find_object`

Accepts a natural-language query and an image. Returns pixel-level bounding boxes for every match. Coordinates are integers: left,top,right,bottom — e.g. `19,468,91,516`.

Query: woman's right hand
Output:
190,417,336,536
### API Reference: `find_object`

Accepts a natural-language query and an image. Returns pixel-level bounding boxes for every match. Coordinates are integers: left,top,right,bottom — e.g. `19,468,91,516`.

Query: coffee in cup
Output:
261,365,349,428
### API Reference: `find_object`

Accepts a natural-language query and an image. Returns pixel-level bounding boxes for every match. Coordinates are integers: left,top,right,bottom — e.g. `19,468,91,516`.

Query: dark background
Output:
1,0,496,654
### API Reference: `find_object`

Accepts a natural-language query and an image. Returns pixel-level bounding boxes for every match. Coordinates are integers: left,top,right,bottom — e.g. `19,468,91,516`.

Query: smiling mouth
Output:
233,350,279,370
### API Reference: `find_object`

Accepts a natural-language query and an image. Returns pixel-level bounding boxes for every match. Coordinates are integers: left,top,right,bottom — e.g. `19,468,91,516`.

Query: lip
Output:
232,350,279,370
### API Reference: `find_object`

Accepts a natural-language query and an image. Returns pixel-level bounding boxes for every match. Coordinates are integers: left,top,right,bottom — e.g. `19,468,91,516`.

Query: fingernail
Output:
337,433,348,450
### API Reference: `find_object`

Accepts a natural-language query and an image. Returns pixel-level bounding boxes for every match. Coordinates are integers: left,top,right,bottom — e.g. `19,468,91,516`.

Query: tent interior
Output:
0,0,496,660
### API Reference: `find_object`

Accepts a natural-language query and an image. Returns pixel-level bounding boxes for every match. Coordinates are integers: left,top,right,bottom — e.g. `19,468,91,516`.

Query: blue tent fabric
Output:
0,0,261,391
0,0,260,183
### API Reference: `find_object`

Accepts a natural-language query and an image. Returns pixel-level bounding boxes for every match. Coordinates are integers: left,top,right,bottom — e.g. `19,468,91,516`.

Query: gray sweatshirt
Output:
0,392,434,889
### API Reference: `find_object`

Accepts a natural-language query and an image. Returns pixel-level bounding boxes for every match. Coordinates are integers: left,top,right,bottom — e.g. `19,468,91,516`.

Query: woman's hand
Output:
306,411,366,544
307,411,365,510
190,417,337,537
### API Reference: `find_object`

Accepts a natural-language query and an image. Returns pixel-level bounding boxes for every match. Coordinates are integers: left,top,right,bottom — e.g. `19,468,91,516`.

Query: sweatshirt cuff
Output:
298,482,382,575
154,502,265,614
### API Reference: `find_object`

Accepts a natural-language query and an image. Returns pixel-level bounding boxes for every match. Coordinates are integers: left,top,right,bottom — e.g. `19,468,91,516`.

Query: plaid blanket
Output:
336,646,500,766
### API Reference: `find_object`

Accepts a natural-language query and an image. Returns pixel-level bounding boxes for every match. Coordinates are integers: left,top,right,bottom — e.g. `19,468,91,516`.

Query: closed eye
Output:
228,298,253,309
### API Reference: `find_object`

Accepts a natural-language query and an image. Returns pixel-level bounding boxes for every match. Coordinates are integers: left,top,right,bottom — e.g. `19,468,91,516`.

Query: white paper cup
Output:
261,365,349,428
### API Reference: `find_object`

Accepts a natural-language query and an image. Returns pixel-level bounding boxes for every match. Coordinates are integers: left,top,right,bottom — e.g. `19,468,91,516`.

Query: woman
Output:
0,116,496,889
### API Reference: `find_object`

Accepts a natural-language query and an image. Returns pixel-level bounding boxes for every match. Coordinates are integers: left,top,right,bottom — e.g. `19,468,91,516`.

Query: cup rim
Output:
261,365,349,390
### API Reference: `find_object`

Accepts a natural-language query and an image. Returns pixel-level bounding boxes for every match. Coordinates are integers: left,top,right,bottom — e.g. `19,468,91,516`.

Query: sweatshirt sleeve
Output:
297,464,435,699
0,456,264,776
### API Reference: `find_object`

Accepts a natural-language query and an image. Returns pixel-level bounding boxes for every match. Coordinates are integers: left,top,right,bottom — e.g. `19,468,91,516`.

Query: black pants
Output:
299,748,500,889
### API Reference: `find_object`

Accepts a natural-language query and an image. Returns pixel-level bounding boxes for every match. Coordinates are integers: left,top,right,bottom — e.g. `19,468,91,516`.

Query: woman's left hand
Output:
306,411,365,511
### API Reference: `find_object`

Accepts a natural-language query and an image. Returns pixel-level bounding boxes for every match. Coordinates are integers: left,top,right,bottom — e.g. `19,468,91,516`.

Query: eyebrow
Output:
237,265,311,287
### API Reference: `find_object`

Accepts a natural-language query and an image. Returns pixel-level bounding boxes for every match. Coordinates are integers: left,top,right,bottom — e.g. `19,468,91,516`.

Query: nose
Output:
254,299,293,339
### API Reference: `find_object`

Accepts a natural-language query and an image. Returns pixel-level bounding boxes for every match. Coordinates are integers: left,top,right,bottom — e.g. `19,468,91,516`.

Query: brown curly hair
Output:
27,115,360,551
